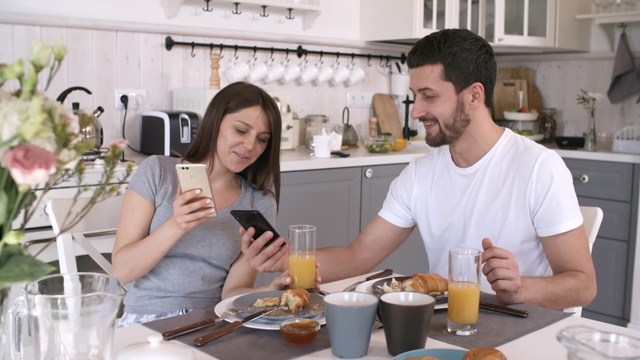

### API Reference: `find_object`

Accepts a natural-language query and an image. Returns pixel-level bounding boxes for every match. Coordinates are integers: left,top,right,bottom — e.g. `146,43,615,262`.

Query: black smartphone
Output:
230,210,283,248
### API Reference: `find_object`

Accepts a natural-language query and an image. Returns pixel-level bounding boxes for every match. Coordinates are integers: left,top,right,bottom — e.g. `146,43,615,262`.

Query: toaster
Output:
140,111,199,157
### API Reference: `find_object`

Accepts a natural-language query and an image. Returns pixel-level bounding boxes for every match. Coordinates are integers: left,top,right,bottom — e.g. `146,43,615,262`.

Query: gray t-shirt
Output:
123,155,276,314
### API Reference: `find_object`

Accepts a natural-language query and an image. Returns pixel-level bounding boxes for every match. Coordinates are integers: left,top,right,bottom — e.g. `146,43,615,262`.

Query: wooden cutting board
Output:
493,79,529,119
496,67,543,117
373,93,403,139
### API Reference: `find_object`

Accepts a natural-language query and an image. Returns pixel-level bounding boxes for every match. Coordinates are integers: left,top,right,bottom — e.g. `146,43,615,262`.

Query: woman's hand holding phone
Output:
172,187,214,232
239,225,289,273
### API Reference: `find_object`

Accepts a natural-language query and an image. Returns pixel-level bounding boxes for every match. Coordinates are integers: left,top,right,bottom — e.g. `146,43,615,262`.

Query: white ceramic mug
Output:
264,58,286,84
315,60,334,85
225,56,251,83
248,57,268,83
331,61,350,86
280,59,302,84
347,63,366,86
312,134,332,158
391,73,410,97
297,61,319,85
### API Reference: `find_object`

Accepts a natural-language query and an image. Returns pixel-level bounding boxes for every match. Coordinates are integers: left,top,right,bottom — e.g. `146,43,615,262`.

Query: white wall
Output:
1,0,639,146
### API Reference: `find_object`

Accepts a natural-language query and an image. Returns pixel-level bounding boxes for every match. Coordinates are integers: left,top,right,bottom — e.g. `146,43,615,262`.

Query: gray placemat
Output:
143,307,331,360
428,293,572,349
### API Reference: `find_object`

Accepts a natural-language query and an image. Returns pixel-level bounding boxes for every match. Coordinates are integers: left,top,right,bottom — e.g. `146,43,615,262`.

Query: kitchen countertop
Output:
124,140,640,172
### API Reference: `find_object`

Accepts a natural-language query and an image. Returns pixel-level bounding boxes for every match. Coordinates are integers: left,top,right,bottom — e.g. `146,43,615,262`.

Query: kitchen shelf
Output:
160,0,321,30
576,11,640,25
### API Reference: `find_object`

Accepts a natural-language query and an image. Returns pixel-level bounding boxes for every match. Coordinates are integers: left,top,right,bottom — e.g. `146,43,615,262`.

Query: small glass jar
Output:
304,114,329,148
538,108,557,143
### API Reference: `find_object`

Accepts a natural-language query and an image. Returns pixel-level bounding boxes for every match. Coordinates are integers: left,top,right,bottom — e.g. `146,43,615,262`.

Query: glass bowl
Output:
279,318,321,345
362,136,395,153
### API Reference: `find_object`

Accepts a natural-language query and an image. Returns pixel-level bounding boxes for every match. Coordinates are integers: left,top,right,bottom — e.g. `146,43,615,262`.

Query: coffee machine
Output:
269,91,299,150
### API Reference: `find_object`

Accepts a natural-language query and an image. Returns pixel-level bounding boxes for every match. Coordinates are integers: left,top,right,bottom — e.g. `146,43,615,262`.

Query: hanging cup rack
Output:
164,36,407,66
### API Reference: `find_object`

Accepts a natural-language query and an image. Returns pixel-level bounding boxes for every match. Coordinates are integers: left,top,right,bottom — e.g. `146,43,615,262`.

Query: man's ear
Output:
469,82,485,105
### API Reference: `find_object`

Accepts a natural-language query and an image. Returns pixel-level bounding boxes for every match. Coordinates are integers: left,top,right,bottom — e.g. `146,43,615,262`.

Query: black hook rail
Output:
165,36,407,64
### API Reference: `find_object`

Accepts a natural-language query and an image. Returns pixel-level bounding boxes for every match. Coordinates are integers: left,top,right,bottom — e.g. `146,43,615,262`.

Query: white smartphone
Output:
175,163,217,217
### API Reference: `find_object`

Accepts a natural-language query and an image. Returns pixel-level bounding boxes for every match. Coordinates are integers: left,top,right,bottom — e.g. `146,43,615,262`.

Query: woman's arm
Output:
111,187,214,285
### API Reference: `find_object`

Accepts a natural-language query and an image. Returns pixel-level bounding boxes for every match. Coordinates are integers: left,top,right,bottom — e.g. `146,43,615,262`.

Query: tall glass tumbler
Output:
447,248,482,336
289,225,316,289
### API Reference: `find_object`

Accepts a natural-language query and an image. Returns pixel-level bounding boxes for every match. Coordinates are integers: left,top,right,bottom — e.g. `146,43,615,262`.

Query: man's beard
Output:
423,97,471,147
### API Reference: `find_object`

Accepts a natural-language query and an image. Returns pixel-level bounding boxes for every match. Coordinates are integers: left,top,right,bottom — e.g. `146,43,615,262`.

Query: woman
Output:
112,82,289,326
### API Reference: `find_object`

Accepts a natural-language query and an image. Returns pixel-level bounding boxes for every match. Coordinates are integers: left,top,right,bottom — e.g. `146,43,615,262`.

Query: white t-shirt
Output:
379,129,583,293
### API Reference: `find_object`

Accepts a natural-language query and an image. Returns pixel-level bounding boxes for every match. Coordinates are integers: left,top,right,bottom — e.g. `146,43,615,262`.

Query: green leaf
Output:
0,244,55,289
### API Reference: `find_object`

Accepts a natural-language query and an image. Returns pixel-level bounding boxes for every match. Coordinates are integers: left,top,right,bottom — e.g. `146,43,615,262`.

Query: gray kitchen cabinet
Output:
254,167,362,287
563,158,638,327
360,164,429,276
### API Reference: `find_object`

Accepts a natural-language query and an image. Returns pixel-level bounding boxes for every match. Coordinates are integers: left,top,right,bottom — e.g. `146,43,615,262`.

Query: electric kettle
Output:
341,106,358,146
57,86,104,149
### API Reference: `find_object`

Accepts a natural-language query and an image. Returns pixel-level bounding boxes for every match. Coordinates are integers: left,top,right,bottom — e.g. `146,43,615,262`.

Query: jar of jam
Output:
539,108,557,143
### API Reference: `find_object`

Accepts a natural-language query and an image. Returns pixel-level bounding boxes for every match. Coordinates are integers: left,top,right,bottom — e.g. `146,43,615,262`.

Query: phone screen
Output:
230,210,283,248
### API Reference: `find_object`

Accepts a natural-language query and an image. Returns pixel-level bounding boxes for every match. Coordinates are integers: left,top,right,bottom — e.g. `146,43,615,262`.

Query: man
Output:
242,29,596,310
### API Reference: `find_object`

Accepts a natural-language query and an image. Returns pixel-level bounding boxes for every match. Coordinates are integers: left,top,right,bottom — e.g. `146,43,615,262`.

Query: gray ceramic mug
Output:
379,292,436,356
323,292,379,358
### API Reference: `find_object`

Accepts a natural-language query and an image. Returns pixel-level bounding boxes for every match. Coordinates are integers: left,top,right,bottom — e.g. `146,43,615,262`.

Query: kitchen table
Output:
112,272,640,359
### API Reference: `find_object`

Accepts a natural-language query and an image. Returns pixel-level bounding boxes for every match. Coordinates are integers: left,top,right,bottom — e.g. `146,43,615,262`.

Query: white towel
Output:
607,31,640,103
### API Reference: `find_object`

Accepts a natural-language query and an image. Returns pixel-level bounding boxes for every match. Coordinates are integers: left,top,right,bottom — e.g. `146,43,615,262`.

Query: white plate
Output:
525,134,544,141
355,277,448,310
214,294,326,331
503,111,539,121
394,348,467,360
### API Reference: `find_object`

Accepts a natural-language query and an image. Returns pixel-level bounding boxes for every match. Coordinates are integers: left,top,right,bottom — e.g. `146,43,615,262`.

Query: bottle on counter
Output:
369,117,378,137
539,108,557,143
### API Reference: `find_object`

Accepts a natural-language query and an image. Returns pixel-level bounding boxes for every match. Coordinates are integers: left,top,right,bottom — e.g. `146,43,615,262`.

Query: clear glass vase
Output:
584,113,597,151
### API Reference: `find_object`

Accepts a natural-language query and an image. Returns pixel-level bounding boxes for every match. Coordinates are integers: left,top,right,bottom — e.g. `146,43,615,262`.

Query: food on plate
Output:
280,288,311,312
512,129,535,136
378,273,448,295
253,296,280,308
279,318,321,345
463,347,507,360
253,288,311,313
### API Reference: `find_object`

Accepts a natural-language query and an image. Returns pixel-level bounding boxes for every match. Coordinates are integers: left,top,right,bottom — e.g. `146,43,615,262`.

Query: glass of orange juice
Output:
289,225,316,289
447,247,482,336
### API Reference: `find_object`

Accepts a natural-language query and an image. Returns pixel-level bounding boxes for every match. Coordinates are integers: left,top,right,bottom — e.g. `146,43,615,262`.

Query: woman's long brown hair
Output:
183,82,282,208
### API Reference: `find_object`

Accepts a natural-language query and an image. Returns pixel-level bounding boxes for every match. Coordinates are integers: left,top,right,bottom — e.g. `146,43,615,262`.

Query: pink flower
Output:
108,139,127,151
2,144,56,187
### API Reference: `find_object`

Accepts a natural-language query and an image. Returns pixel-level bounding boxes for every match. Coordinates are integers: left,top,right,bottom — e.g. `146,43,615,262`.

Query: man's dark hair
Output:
407,29,496,108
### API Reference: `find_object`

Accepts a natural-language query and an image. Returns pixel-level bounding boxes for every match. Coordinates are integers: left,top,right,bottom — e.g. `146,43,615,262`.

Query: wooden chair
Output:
45,195,123,275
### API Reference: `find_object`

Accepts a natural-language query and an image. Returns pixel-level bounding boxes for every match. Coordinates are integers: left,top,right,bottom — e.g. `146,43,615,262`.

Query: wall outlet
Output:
114,89,147,109
346,92,374,108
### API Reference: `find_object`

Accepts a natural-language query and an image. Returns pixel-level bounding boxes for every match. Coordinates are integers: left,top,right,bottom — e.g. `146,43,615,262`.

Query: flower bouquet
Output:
576,89,603,151
0,39,133,289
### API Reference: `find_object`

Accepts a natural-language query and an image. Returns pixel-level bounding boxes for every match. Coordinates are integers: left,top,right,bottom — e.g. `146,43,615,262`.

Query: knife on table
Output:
162,317,221,340
342,268,394,292
479,301,529,318
193,307,279,347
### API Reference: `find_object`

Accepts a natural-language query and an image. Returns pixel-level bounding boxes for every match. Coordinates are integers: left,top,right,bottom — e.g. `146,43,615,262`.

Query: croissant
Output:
280,288,310,313
463,347,507,360
402,273,448,295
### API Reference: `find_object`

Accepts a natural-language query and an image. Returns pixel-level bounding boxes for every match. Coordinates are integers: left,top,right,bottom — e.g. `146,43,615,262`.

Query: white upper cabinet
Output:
487,0,556,47
360,0,591,52
360,0,452,41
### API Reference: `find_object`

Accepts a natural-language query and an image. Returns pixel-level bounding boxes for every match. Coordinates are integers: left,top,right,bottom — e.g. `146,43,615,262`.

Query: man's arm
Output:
482,225,597,309
240,215,414,283
315,216,415,283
